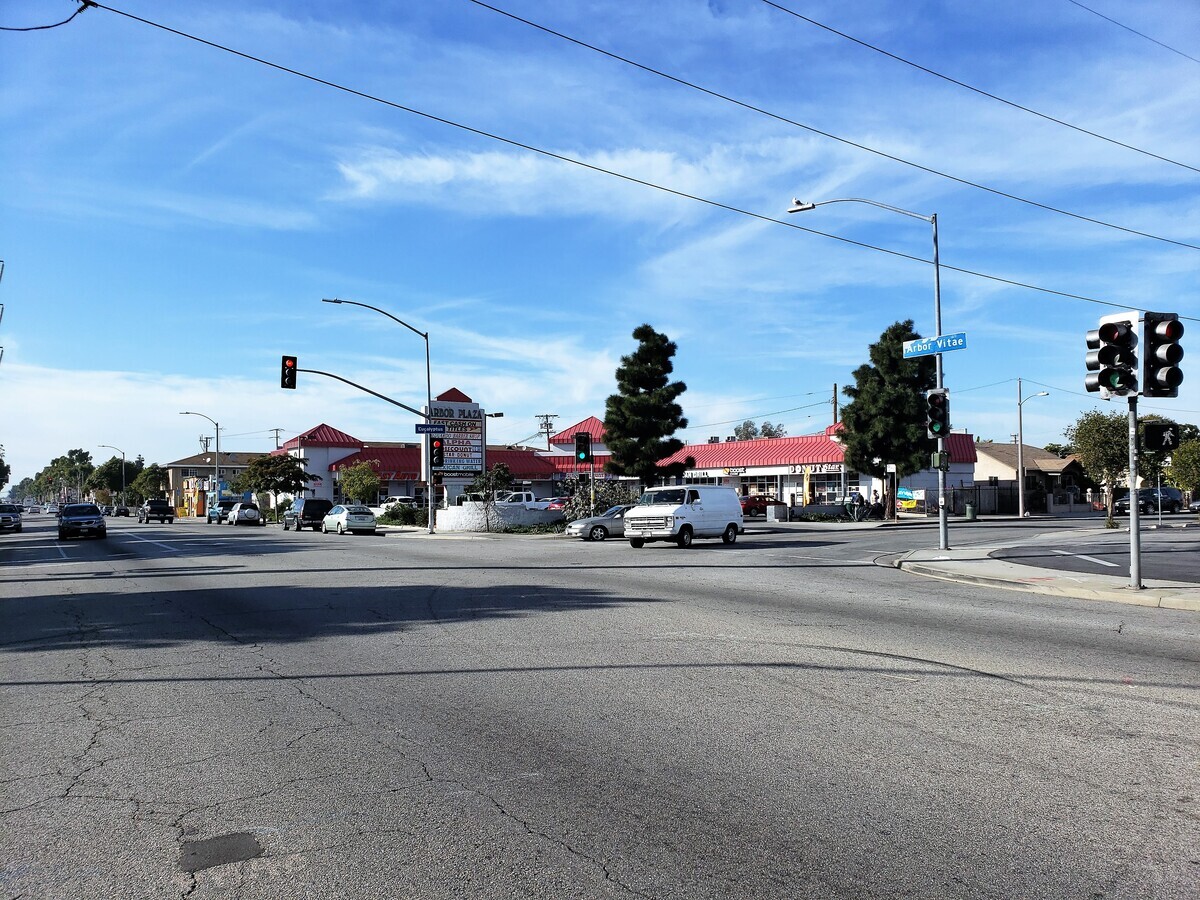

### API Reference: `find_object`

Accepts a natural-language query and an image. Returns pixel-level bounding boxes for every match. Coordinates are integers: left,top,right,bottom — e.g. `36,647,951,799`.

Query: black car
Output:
1114,487,1185,515
58,503,107,540
138,499,175,524
282,497,333,532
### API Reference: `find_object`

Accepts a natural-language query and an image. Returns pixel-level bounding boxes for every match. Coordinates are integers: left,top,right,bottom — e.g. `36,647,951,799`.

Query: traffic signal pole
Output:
1128,396,1142,589
932,213,949,551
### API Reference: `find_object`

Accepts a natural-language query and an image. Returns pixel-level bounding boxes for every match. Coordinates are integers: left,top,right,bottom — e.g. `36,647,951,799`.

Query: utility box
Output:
767,504,788,523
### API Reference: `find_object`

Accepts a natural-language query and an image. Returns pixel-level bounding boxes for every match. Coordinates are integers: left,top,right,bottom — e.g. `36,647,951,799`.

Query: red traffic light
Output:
280,355,298,389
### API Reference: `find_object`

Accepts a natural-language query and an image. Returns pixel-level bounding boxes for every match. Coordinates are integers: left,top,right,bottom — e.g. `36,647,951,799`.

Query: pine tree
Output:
840,320,937,485
604,324,694,487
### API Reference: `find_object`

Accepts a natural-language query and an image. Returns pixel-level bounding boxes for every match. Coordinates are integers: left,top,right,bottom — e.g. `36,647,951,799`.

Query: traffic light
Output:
429,437,444,468
1142,311,1184,398
574,432,593,463
924,389,950,439
1085,312,1138,398
280,355,297,389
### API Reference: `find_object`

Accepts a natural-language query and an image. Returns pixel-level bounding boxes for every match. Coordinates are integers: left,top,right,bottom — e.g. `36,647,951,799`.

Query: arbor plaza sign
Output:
427,401,483,475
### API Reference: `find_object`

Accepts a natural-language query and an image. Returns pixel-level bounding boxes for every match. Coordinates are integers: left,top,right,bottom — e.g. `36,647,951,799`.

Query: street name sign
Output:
903,332,967,359
415,423,447,434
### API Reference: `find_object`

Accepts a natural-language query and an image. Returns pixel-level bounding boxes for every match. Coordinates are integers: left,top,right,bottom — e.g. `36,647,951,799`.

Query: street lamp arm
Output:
322,298,427,340
789,197,932,223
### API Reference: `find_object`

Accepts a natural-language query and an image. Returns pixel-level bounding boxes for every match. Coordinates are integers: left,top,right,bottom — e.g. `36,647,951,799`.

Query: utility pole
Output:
199,435,212,453
270,428,283,449
536,414,559,450
832,383,838,425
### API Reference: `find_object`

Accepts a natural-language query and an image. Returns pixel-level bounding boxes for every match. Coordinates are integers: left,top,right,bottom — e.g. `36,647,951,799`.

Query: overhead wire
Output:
0,1,94,32
757,0,1200,174
1064,0,1200,65
463,0,1200,252
77,3,1199,323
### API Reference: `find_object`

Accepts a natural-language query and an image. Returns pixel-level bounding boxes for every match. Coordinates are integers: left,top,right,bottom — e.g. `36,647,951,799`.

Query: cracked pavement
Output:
2,517,1198,898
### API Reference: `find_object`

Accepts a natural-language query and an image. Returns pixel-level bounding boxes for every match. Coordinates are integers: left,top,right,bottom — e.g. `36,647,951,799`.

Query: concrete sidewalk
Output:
894,545,1200,611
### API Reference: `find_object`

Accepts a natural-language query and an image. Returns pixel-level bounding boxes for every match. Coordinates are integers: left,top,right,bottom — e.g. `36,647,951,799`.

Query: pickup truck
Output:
137,499,175,524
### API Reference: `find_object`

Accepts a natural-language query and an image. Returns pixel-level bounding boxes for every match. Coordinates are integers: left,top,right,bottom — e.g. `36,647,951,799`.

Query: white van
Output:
623,485,743,548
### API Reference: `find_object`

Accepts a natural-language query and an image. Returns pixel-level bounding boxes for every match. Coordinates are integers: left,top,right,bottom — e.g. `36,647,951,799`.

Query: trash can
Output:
965,503,976,521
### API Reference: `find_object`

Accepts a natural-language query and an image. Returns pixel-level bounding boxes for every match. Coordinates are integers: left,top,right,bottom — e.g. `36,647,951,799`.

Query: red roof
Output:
944,433,977,463
544,454,612,475
279,423,361,450
550,416,605,443
330,448,421,481
436,387,473,402
661,432,845,468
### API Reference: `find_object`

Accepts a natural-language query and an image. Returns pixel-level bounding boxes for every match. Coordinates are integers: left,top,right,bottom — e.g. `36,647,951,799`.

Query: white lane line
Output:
1051,548,1118,568
113,534,182,553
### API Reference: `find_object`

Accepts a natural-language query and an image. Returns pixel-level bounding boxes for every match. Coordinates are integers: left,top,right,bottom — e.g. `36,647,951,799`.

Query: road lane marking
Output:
1051,549,1118,567
113,534,182,552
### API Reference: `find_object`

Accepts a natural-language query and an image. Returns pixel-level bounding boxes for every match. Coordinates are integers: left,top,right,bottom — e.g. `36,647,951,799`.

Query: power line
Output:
463,0,1200,252
0,1,94,32
1064,0,1200,65
79,4,1200,321
757,0,1200,174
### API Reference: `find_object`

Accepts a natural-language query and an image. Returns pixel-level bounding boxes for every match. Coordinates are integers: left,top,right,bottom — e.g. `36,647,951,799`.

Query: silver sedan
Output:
321,505,377,535
565,505,633,542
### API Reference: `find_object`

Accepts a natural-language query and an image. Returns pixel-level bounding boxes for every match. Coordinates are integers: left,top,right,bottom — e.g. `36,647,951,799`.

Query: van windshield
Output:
637,489,686,506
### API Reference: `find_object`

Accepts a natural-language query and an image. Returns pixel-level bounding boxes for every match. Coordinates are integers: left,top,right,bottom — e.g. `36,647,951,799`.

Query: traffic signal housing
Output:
429,437,444,468
1142,311,1184,398
1085,312,1138,398
924,389,950,439
574,431,593,463
280,355,297,389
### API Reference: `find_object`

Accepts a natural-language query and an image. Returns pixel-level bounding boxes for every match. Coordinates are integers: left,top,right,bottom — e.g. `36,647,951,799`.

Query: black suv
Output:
59,503,107,540
1114,487,1184,515
282,497,333,532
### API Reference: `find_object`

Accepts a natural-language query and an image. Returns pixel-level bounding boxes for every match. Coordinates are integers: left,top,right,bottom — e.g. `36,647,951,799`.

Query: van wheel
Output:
629,539,645,548
294,523,303,532
722,524,738,544
283,521,290,531
589,525,608,542
677,527,693,548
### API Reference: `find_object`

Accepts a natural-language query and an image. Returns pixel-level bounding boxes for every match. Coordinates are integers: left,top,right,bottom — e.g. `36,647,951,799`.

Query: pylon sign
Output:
1085,311,1139,399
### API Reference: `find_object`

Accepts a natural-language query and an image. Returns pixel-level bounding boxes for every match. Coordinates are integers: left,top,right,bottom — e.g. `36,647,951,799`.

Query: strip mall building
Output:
279,390,977,510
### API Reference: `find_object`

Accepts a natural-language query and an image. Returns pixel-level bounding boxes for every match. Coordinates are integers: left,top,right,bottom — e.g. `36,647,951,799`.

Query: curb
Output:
894,554,1200,612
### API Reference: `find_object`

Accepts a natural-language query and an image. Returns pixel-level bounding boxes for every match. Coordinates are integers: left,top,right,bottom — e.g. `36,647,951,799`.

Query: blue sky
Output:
2,0,1198,486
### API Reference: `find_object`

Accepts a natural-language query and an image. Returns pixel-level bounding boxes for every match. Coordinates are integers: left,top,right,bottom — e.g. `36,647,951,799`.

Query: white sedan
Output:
321,504,377,535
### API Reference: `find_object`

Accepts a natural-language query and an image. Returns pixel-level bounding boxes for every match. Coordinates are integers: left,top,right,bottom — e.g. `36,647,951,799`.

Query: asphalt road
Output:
2,515,1198,899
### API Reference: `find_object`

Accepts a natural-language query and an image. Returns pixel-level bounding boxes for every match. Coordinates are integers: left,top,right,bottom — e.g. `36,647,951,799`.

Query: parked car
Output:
566,505,633,542
321,504,377,535
1114,487,1185,515
1190,497,1200,513
58,503,107,540
282,497,334,531
740,495,786,517
540,497,570,511
207,499,239,524
0,503,23,533
227,502,266,526
381,496,417,508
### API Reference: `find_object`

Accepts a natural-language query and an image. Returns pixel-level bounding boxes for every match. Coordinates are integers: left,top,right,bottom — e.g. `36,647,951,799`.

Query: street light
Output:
322,297,435,534
1016,378,1049,519
180,411,219,517
98,444,126,507
788,196,949,550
